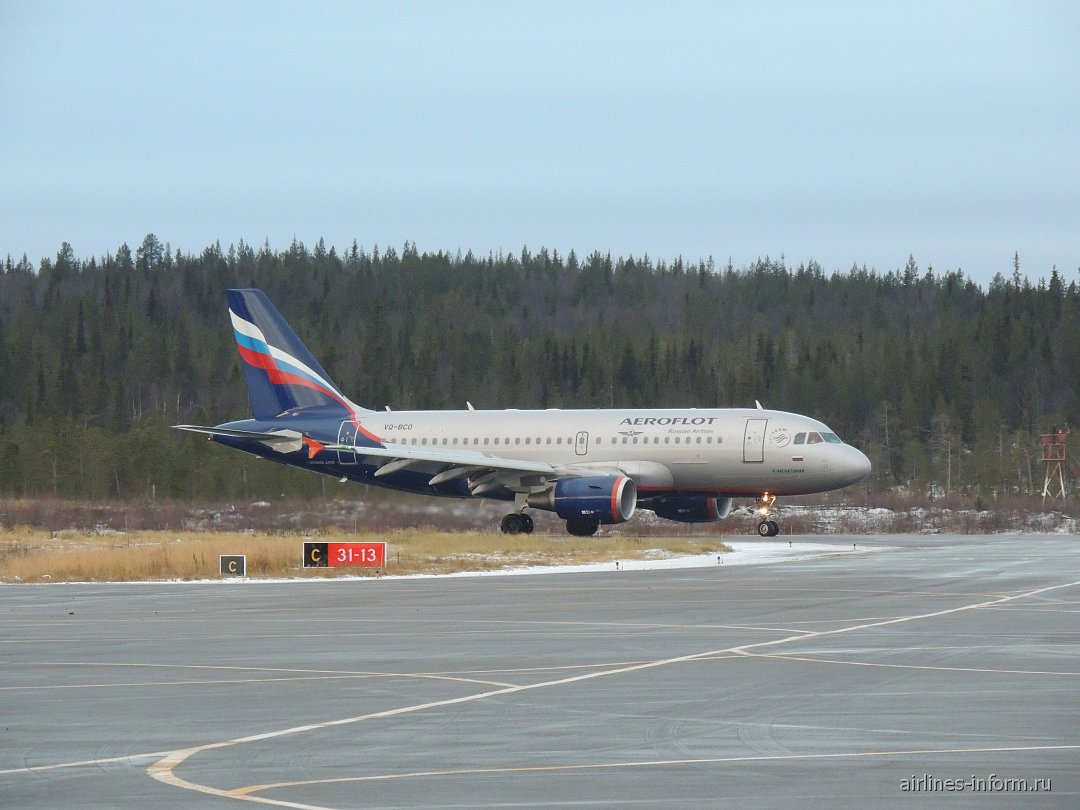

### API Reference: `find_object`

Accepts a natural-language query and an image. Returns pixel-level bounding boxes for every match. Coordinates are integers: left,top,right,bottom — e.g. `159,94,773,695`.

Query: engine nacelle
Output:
649,495,733,524
527,475,637,524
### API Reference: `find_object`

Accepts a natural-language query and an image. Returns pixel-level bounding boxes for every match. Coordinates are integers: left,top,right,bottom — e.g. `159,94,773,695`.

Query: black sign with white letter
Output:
303,542,329,567
220,555,246,577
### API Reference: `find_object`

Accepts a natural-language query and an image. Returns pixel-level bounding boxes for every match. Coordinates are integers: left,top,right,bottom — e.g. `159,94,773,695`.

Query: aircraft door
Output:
575,431,589,456
743,418,767,463
337,421,357,465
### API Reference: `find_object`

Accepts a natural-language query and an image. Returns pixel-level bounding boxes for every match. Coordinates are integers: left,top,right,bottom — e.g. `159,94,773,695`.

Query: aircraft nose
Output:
843,446,872,484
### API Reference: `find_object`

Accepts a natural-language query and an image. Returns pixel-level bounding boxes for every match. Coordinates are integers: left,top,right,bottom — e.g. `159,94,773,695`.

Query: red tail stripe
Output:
237,345,276,371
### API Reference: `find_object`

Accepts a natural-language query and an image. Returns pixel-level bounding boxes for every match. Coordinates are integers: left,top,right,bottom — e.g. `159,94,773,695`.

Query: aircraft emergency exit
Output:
176,289,871,536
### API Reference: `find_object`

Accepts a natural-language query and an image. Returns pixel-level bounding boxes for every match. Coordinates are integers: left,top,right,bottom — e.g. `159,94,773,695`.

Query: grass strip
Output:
0,528,731,583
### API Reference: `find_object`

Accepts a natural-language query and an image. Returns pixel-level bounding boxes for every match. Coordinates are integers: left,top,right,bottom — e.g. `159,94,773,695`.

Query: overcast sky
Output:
2,1,1077,285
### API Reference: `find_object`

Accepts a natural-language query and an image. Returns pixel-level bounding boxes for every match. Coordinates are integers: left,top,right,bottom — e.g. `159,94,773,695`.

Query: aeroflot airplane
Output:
177,289,871,537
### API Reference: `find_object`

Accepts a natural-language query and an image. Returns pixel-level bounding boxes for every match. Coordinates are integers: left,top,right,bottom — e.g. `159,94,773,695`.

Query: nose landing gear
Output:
755,493,780,537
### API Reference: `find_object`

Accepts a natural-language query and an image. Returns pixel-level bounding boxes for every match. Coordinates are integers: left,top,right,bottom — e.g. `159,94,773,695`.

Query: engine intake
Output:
649,495,732,524
528,475,637,524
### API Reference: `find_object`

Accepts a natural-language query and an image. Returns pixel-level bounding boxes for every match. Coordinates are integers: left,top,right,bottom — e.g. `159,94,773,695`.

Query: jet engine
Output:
527,475,637,524
648,495,733,523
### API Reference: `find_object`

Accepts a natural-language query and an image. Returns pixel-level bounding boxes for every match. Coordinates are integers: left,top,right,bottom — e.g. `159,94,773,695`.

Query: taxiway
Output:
1,534,1077,808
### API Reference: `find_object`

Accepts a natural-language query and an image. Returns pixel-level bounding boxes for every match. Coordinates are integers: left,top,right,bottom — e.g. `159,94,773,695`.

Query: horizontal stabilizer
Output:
174,425,305,454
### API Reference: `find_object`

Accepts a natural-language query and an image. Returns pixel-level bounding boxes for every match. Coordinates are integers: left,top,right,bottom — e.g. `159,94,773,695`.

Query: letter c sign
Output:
220,555,246,577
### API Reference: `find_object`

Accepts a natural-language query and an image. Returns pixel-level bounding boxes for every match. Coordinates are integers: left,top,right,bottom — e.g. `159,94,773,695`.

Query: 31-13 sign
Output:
304,541,386,568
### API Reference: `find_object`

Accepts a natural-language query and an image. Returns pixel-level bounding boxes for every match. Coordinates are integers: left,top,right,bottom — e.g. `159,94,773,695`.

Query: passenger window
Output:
525,437,531,445
515,438,520,445
696,437,702,444
494,438,500,445
557,437,562,444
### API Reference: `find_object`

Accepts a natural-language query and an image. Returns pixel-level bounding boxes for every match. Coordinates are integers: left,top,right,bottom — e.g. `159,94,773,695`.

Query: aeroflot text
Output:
620,417,718,426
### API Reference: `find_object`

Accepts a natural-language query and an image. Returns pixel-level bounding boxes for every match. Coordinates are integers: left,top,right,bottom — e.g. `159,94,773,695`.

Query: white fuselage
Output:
344,407,870,497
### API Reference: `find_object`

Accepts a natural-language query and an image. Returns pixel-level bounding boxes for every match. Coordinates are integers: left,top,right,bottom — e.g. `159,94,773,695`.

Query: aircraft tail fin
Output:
226,288,363,420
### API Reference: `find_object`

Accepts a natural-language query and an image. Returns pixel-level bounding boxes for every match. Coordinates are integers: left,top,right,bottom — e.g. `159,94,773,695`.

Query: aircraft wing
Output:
326,442,625,495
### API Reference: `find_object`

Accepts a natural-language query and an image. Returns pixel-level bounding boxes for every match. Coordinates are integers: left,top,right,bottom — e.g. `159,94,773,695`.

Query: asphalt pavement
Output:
1,533,1077,809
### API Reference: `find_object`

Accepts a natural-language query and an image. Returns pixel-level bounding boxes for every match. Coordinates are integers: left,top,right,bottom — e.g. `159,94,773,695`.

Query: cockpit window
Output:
795,430,843,445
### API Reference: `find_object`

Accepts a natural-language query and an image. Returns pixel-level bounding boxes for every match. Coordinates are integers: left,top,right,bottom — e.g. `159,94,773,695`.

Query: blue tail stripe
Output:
232,329,271,357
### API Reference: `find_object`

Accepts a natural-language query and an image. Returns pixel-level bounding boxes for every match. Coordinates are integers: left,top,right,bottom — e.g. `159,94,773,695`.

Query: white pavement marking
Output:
234,743,1080,794
143,577,1080,808
0,661,518,691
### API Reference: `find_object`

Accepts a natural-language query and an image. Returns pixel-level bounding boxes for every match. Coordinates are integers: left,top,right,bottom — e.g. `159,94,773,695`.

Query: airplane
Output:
176,288,871,537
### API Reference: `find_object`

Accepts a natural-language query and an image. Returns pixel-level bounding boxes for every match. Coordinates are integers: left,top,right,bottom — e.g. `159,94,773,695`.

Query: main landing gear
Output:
499,513,602,537
499,512,535,535
755,492,780,537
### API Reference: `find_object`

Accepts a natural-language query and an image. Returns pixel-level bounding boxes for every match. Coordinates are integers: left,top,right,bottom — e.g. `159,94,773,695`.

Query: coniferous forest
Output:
1,235,1078,504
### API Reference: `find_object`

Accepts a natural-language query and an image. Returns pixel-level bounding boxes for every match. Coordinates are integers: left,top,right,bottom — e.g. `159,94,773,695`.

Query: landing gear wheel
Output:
755,492,780,537
520,513,534,534
566,518,600,537
757,519,780,537
500,513,525,534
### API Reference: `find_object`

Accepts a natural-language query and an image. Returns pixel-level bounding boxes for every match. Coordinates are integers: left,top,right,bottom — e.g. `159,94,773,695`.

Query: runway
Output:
2,534,1078,808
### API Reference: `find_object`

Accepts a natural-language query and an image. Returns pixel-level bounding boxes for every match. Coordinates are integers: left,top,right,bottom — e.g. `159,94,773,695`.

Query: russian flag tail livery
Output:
226,288,363,420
